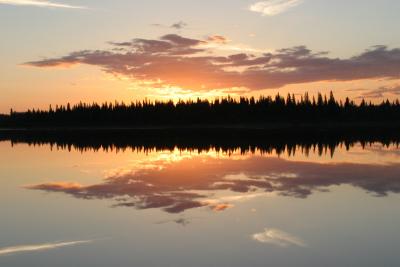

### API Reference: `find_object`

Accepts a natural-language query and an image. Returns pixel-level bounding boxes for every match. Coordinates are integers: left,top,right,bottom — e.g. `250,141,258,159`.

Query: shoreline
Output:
1,121,400,132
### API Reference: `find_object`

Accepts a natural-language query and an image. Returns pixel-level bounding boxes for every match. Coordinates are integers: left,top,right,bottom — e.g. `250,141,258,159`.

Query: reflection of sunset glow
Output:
203,193,269,209
123,148,246,171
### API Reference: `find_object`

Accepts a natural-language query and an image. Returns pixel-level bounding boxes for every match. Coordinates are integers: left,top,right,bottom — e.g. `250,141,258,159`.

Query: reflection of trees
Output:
2,128,399,157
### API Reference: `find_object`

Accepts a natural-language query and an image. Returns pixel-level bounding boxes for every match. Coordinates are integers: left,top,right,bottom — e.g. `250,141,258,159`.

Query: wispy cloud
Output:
151,21,188,30
0,240,93,256
252,228,306,247
206,35,229,44
171,21,187,30
0,0,86,9
249,0,302,16
351,84,400,99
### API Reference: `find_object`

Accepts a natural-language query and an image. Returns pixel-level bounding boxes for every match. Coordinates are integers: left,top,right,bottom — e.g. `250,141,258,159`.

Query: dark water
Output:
0,133,400,266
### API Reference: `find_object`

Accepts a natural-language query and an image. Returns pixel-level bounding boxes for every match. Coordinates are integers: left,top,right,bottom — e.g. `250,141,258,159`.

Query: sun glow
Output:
140,86,248,102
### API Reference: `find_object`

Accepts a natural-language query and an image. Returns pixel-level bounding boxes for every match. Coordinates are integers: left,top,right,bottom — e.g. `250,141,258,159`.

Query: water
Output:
0,140,399,267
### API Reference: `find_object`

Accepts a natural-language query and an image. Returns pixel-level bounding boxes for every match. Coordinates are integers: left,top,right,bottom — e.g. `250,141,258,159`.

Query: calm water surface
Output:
0,141,399,267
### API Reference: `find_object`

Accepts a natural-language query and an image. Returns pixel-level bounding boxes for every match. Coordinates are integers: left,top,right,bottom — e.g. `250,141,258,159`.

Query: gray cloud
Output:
151,21,188,30
24,35,400,91
171,21,187,29
352,85,400,99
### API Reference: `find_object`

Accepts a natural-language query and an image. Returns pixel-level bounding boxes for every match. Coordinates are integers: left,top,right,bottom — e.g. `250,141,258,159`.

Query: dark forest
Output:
1,92,400,128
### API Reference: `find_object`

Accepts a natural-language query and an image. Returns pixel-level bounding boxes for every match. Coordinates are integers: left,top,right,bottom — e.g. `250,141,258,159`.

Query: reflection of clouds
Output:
204,193,266,207
210,203,234,212
252,228,306,247
156,218,192,226
0,240,92,256
27,155,400,213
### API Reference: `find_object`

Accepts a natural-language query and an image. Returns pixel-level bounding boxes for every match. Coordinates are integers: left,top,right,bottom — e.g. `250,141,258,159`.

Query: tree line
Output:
1,92,400,127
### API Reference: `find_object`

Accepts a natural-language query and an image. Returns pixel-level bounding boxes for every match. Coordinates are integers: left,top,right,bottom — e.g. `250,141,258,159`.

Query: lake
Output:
0,136,399,267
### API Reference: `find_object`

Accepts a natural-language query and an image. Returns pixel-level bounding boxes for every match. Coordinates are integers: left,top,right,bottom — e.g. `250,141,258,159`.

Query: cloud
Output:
249,0,302,16
171,21,187,29
252,228,306,247
151,21,188,30
0,240,92,256
352,84,400,99
24,34,400,91
207,35,229,44
0,0,86,9
30,182,84,192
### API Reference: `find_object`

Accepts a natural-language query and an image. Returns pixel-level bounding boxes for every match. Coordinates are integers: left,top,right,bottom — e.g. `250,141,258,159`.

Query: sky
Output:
1,0,400,112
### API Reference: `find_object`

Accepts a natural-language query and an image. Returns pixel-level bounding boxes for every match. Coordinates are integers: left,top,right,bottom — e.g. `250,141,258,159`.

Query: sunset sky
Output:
1,0,400,113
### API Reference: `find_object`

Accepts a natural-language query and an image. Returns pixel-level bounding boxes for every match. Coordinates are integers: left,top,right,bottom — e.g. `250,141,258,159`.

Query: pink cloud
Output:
24,35,400,91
